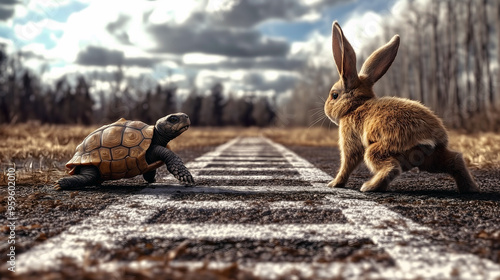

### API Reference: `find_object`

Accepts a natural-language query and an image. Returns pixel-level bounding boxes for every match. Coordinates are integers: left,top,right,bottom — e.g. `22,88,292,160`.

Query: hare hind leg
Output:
361,143,402,192
419,145,479,193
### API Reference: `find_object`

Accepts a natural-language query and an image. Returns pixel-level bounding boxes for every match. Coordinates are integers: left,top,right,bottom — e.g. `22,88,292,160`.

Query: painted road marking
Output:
192,167,286,171
150,200,336,209
195,175,301,180
17,137,500,279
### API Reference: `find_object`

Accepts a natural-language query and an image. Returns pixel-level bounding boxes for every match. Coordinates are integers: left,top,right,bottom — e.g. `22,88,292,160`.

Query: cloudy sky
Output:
0,0,398,97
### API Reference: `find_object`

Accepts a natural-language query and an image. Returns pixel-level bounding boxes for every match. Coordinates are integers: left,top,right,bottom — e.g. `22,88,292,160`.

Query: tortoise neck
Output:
152,127,174,147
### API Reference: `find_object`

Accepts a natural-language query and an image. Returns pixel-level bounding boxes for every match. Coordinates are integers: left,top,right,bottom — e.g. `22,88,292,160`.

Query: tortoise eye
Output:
168,116,179,123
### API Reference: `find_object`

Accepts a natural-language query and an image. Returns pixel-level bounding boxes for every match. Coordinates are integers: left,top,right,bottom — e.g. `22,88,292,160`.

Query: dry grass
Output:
0,123,98,162
0,123,98,185
1,124,499,185
448,131,500,170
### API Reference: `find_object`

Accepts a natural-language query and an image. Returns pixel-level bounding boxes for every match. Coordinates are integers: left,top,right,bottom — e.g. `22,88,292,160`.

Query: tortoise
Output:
55,113,194,190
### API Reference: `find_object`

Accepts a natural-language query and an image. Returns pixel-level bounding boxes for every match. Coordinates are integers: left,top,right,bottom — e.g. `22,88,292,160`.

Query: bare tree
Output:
409,2,426,104
428,1,444,114
479,0,494,107
181,89,202,126
497,0,500,108
252,97,275,127
445,0,463,127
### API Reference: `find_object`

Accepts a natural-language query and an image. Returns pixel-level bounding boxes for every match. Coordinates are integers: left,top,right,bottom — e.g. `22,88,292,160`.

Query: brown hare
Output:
324,22,479,193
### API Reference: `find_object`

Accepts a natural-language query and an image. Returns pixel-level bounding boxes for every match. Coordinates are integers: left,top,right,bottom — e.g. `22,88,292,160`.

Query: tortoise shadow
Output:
52,183,267,196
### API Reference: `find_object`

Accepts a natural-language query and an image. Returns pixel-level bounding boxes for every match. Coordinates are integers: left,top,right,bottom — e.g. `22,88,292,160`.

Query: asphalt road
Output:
2,137,500,279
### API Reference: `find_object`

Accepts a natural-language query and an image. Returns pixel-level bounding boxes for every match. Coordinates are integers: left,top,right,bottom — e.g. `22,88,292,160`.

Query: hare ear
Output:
331,21,359,90
359,35,400,85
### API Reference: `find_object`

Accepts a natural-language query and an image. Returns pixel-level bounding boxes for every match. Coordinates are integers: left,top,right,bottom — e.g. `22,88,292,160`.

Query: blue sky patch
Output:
257,21,318,42
14,1,88,25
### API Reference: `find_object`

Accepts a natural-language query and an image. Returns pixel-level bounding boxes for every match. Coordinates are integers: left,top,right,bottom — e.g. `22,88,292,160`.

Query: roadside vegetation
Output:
1,124,499,185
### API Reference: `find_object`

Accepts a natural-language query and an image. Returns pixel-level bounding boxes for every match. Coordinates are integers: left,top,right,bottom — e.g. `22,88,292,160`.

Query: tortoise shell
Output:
66,118,163,181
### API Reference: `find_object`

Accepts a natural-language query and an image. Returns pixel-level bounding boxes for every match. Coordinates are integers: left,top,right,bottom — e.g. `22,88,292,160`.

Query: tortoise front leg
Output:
143,170,156,183
54,166,100,190
146,145,194,184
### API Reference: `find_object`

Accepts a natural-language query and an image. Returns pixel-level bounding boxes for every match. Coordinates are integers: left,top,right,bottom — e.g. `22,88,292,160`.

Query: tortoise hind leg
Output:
54,166,100,190
143,170,156,183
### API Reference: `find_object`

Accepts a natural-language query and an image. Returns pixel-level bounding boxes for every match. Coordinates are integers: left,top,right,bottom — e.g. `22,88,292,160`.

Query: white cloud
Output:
229,70,246,81
263,70,281,81
123,66,153,78
20,42,48,57
170,73,187,83
298,11,321,22
206,0,238,13
41,1,155,63
342,11,383,52
289,31,331,70
27,0,80,9
12,4,28,22
155,60,180,70
22,58,42,72
13,18,64,41
182,53,226,65
195,69,229,91
300,0,323,5
148,0,200,25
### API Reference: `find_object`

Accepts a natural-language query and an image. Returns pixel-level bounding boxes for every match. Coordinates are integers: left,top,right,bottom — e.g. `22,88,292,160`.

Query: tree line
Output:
0,48,276,127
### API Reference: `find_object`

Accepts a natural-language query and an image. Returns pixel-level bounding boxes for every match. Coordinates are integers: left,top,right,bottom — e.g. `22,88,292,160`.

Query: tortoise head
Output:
155,113,191,140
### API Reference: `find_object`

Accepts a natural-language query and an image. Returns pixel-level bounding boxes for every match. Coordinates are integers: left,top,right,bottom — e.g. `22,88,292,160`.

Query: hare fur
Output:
324,22,478,193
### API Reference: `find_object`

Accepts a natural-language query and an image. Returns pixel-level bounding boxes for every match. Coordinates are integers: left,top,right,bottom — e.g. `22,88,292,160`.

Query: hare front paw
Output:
360,182,375,192
327,179,346,188
360,181,388,192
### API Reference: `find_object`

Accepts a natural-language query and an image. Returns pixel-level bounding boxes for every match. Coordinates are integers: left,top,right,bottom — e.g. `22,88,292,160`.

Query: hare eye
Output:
331,92,339,100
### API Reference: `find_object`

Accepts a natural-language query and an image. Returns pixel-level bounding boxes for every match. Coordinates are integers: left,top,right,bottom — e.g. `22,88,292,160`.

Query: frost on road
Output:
16,137,500,279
